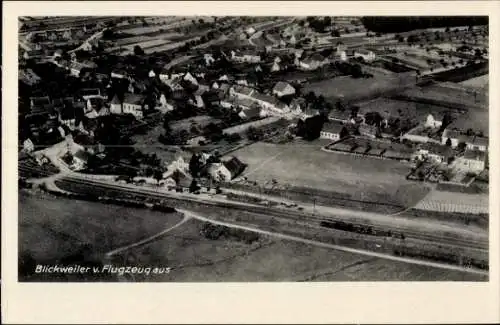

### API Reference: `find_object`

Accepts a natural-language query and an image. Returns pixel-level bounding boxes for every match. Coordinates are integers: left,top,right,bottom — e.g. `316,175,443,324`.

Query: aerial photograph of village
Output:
18,16,489,282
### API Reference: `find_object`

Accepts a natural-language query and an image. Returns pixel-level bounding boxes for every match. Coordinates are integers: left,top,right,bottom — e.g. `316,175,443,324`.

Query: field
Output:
356,98,456,121
144,37,201,54
414,189,489,214
19,190,184,280
460,74,489,89
229,140,429,207
303,72,413,102
398,84,488,108
121,217,486,281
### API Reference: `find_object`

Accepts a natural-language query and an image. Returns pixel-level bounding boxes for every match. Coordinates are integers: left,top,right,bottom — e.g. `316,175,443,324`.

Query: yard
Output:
302,71,413,102
229,140,429,208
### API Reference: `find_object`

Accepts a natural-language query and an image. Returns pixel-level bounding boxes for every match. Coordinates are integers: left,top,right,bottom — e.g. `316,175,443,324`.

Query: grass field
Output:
303,72,412,102
19,190,184,278
460,74,489,89
414,189,489,214
122,218,486,281
229,140,429,207
356,98,456,121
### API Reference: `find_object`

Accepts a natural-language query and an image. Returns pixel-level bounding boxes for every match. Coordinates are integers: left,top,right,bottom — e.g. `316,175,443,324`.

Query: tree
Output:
153,169,163,184
331,29,340,37
189,153,203,178
134,45,144,56
189,179,200,193
445,138,452,146
198,18,205,25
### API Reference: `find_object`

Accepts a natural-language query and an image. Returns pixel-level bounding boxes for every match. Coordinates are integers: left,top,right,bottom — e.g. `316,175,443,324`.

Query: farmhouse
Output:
455,150,487,173
320,122,348,141
354,49,376,62
272,81,296,98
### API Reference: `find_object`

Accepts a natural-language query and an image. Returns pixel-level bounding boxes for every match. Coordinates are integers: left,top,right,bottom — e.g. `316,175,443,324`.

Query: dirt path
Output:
105,215,191,257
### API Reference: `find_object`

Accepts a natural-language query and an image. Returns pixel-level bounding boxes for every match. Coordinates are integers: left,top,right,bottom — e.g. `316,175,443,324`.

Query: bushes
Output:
200,222,260,244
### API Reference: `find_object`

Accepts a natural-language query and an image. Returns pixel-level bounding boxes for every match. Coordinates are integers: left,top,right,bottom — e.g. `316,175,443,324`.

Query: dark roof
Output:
463,149,486,161
329,109,352,121
123,93,145,105
468,136,488,147
309,53,325,62
322,121,346,134
223,156,246,179
74,150,91,161
31,96,51,106
110,94,121,104
420,143,454,157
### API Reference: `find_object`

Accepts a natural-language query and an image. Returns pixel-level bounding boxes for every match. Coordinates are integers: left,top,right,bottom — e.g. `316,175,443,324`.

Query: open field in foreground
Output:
19,190,184,281
122,218,487,281
229,140,429,208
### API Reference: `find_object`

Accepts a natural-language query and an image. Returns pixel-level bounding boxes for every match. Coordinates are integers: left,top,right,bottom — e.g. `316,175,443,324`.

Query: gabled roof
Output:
420,142,454,158
110,94,121,104
273,81,294,93
123,93,146,105
463,149,486,161
322,121,346,134
223,156,246,179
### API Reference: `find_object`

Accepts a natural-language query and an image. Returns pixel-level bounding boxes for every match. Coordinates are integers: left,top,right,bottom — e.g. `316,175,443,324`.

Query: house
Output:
353,49,376,62
109,93,148,119
416,143,454,164
80,88,102,100
328,109,355,124
298,53,328,71
455,150,487,173
359,124,379,138
272,81,296,98
69,61,97,77
320,121,348,141
230,50,261,63
271,61,281,72
208,156,247,182
148,70,156,78
245,27,256,36
466,136,488,152
425,114,443,129
204,53,216,66
238,104,263,120
183,72,198,86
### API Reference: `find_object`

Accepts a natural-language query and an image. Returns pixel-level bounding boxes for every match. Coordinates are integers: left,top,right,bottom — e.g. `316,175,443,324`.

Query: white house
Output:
245,27,256,36
272,81,296,98
230,50,261,63
320,122,348,141
109,93,148,119
425,114,443,129
204,53,215,66
183,72,198,86
271,61,281,72
148,70,156,78
353,49,376,62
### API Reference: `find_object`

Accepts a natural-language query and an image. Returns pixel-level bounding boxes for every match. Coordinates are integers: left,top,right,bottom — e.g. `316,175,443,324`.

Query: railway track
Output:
50,175,488,251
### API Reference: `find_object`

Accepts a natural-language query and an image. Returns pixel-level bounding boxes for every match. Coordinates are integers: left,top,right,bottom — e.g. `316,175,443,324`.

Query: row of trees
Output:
361,16,488,33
